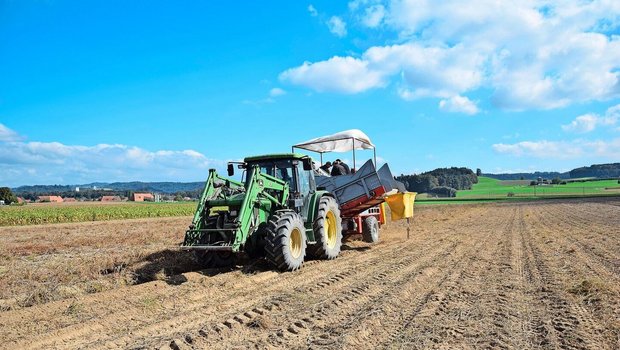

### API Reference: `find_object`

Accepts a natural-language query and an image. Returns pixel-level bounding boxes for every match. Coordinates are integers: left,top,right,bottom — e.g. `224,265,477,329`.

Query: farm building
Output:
101,196,121,202
16,197,25,204
38,195,63,203
132,193,154,202
63,198,77,202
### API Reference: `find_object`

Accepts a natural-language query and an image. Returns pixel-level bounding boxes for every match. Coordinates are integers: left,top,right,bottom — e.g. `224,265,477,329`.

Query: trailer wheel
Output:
362,216,380,243
264,211,307,271
309,196,342,259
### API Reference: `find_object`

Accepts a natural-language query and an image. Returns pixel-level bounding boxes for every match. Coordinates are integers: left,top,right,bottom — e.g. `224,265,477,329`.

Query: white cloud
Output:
438,95,480,115
280,42,484,96
308,4,318,17
362,5,385,28
562,103,620,133
0,123,23,142
269,87,287,97
0,134,223,186
327,16,347,37
492,138,620,159
562,114,599,133
279,56,385,93
285,1,620,110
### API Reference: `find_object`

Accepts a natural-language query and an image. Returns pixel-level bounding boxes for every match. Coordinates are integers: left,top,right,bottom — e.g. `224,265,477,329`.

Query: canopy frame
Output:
292,134,377,171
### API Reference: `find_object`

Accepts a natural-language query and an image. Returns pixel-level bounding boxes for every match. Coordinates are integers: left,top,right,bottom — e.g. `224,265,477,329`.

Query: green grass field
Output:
415,177,620,205
0,202,197,226
456,177,620,198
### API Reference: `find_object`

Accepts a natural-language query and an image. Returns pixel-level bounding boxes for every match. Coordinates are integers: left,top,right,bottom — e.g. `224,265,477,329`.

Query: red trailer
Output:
292,129,401,243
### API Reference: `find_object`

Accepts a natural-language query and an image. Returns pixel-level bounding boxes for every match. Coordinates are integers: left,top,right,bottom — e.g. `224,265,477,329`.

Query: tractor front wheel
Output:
264,210,307,271
193,251,235,268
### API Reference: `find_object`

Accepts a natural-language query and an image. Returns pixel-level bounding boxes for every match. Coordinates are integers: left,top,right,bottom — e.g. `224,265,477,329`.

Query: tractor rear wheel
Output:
362,216,380,243
264,210,307,271
309,196,342,259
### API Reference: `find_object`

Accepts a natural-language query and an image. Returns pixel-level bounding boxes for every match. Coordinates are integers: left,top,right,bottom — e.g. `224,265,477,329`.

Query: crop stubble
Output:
0,198,618,349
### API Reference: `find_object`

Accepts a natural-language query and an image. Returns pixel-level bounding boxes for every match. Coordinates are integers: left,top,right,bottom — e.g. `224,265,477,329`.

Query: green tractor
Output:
182,153,343,271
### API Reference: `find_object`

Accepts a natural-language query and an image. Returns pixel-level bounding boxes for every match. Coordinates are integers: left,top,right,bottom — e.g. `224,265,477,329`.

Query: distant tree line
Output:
484,171,568,181
12,181,205,194
396,167,478,197
484,162,620,180
15,189,202,201
569,163,620,179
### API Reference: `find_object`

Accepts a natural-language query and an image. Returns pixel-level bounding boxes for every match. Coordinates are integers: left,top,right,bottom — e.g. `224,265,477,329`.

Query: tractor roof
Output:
244,153,309,162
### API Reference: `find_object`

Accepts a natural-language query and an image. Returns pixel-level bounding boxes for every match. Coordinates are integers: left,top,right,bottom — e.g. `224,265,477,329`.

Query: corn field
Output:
0,203,196,226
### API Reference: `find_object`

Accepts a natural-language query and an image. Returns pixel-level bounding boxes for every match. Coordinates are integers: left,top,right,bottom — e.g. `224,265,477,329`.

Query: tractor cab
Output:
238,153,315,219
240,154,314,197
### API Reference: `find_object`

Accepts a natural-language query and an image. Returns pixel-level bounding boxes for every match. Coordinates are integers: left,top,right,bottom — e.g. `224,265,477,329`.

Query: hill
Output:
569,163,620,178
484,162,620,180
12,181,205,194
482,171,569,181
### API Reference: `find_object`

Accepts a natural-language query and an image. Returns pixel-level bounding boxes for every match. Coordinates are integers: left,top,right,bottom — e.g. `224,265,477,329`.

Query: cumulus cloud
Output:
492,138,620,159
361,4,385,28
562,114,599,133
327,16,347,37
439,95,480,115
0,127,222,186
279,56,385,93
308,4,318,17
280,42,485,96
0,123,22,142
284,1,620,110
562,103,620,133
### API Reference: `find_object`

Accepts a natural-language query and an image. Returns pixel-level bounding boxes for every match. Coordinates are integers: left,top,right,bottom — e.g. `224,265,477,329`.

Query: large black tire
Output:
362,216,380,243
244,223,268,259
193,215,235,268
309,196,342,259
193,250,235,268
264,211,307,271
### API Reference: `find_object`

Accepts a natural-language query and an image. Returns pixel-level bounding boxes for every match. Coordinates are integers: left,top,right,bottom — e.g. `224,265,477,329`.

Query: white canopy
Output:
293,129,375,153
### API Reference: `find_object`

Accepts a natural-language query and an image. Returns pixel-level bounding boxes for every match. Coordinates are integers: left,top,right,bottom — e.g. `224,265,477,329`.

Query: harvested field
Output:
1,198,619,349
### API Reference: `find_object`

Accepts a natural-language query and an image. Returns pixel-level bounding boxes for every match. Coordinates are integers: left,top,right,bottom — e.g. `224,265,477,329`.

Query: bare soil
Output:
1,198,619,349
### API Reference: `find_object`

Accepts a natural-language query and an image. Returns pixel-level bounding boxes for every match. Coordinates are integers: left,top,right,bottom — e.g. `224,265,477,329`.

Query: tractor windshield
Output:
252,159,297,192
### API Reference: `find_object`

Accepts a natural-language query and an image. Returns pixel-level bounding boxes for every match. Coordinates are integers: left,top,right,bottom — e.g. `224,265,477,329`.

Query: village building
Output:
37,195,63,203
132,193,154,202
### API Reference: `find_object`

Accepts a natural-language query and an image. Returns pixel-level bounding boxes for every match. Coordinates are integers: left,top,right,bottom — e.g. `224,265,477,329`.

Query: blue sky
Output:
1,0,619,187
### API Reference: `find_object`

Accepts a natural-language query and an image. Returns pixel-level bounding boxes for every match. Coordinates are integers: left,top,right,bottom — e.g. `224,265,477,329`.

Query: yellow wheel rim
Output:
325,211,338,248
290,227,303,259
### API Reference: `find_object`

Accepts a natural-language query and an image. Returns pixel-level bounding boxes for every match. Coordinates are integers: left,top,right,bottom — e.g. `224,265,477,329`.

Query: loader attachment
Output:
181,166,289,253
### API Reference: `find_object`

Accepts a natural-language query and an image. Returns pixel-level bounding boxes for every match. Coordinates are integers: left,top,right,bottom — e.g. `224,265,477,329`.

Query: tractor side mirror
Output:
227,163,234,176
302,158,313,171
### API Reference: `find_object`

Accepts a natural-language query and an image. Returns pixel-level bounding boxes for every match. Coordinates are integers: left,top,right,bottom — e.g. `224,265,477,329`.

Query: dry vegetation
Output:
0,198,619,349
0,217,195,310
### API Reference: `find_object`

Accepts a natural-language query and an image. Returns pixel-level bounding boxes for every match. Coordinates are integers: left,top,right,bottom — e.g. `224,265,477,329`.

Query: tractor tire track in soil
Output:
1,199,619,349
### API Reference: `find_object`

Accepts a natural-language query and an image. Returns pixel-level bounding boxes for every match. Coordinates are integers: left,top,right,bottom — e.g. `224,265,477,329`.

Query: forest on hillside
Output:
396,167,478,197
569,163,620,178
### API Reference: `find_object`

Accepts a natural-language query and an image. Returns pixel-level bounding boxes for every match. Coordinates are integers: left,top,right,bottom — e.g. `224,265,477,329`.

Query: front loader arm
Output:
232,166,289,250
189,169,243,233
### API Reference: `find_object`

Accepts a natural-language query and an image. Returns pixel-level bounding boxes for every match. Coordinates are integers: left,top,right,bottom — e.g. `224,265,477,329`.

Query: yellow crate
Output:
385,192,416,221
